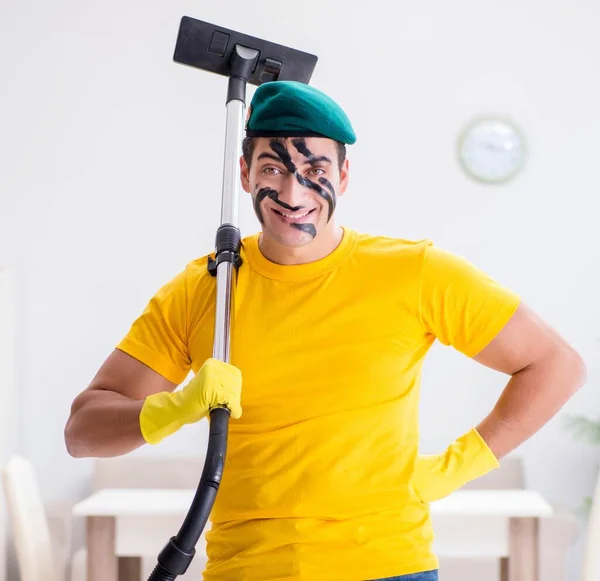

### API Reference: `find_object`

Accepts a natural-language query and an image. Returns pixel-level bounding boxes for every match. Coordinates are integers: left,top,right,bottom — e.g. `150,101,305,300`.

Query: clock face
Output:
457,118,526,184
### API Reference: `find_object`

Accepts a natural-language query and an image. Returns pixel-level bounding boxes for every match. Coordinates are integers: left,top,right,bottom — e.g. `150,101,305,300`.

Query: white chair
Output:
581,467,600,581
1,455,86,581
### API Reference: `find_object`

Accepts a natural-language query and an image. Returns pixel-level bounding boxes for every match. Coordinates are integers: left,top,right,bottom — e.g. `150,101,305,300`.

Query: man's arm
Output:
64,349,177,458
412,301,586,503
473,302,587,459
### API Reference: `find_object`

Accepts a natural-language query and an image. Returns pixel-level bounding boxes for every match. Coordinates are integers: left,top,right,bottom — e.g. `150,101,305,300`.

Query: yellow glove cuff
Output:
413,428,499,503
139,390,204,445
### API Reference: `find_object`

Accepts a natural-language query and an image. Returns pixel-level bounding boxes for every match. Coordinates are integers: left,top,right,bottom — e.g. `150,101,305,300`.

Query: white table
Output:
73,488,552,581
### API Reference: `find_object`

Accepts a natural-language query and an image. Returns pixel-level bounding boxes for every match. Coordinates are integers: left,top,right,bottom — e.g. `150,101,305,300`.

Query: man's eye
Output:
263,167,281,175
309,167,325,176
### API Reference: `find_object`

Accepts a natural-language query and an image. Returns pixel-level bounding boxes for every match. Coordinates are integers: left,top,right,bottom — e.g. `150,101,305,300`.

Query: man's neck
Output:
258,225,344,266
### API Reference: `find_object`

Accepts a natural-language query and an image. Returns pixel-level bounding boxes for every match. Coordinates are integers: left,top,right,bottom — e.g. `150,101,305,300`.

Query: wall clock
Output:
457,117,526,184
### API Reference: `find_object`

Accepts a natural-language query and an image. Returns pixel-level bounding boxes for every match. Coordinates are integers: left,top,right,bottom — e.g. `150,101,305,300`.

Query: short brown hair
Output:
241,137,346,171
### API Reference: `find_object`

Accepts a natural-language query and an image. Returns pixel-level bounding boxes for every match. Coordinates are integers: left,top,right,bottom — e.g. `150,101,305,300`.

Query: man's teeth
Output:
280,210,310,219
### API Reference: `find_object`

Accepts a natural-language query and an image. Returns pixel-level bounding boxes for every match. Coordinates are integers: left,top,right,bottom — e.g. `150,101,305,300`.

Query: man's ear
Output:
337,158,350,197
240,156,251,193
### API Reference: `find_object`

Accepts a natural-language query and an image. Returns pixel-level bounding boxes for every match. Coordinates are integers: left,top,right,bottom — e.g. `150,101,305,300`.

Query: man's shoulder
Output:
350,227,434,258
168,251,218,295
179,231,259,284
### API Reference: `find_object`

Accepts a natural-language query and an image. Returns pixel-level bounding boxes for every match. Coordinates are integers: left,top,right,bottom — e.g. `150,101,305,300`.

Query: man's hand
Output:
139,358,243,445
412,428,499,503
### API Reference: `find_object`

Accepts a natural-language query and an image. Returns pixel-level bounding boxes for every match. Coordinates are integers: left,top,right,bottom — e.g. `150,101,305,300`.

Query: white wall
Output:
2,0,599,579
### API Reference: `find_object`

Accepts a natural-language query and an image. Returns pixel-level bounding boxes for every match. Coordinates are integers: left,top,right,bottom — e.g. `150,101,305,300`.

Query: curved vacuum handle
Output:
177,406,230,543
147,407,230,581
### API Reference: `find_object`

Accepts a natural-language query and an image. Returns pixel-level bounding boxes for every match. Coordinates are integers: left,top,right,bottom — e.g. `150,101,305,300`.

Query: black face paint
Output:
291,139,332,167
291,139,313,160
293,224,317,238
253,187,268,224
254,184,310,223
254,187,280,223
253,140,338,240
269,141,297,174
268,139,338,221
254,186,317,239
254,186,307,221
294,174,336,220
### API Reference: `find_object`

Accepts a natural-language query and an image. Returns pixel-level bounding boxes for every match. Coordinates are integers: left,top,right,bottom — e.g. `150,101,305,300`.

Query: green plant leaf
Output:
577,496,593,520
564,414,600,445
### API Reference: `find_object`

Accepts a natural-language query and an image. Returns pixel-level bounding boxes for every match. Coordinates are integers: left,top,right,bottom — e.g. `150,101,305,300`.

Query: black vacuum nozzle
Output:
173,16,318,86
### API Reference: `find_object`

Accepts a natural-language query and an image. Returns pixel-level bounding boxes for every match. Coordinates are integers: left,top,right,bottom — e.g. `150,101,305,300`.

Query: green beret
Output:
245,80,356,145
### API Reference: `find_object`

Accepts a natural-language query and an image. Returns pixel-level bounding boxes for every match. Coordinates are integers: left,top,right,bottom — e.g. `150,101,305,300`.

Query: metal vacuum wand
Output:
146,17,317,581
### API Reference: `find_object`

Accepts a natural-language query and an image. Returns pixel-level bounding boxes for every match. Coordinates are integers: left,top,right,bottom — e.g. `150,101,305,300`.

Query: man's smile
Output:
271,207,317,223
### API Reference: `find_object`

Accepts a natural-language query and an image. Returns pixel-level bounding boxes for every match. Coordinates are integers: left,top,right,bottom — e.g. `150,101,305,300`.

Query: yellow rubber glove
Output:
412,428,499,503
139,358,242,445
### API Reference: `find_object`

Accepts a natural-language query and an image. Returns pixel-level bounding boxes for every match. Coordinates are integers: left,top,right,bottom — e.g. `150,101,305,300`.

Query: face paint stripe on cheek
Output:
294,175,336,221
318,177,335,199
254,187,276,223
255,187,307,224
319,177,337,218
291,139,337,221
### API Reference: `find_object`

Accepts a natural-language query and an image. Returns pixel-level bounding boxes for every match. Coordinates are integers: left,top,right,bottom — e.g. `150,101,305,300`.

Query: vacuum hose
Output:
148,407,230,580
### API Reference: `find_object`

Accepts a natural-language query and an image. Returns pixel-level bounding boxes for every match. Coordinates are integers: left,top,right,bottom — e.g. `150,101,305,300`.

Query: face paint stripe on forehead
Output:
291,138,312,159
269,141,296,173
291,138,332,166
318,176,335,199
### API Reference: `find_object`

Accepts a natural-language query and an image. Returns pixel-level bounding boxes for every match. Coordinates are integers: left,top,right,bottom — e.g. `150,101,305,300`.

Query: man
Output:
64,81,586,581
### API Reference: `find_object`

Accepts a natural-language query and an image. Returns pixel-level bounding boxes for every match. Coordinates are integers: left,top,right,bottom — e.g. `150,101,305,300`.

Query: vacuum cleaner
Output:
146,17,318,581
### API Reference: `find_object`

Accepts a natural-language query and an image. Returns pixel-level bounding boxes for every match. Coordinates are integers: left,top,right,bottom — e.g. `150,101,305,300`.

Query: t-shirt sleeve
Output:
419,244,521,357
116,269,191,385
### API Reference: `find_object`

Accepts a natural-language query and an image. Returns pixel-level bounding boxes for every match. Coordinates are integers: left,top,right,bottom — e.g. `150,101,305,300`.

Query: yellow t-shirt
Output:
116,226,520,581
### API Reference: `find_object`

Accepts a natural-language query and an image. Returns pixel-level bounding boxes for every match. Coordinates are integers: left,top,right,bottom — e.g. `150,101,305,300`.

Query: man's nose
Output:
276,173,309,210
